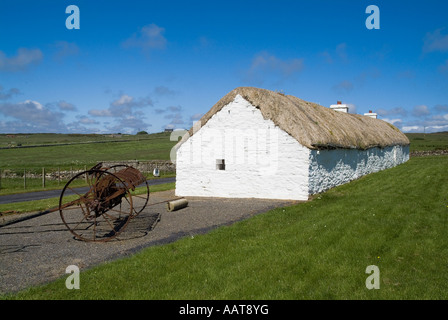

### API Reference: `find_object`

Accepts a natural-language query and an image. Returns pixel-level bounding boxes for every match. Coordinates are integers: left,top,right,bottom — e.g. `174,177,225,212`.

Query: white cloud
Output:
251,52,303,76
52,41,79,61
412,105,430,117
77,115,99,125
105,115,152,134
399,111,448,133
423,28,448,53
167,105,182,112
155,105,186,129
154,108,166,114
49,100,77,111
377,107,408,117
190,113,203,122
122,23,167,54
111,94,134,107
335,43,348,62
346,104,357,114
0,86,20,100
154,86,176,96
90,94,153,118
0,48,43,72
332,80,353,94
245,51,304,85
88,93,154,134
164,113,184,124
88,109,113,117
438,59,448,75
402,125,421,133
0,100,67,132
111,94,153,108
319,51,333,64
320,43,348,64
382,118,403,126
404,123,448,133
434,104,448,113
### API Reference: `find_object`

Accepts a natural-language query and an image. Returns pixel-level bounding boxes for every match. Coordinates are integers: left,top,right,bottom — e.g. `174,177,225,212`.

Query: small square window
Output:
216,159,225,170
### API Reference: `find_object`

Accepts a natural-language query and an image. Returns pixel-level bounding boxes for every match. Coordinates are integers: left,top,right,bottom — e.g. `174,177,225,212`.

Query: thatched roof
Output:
178,87,410,150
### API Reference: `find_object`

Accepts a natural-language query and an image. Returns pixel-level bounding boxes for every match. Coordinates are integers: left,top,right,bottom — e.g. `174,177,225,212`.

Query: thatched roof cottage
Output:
175,87,409,200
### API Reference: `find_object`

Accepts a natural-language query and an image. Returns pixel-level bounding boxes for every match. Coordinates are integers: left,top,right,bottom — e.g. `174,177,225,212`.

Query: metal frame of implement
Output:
58,163,150,242
0,162,186,242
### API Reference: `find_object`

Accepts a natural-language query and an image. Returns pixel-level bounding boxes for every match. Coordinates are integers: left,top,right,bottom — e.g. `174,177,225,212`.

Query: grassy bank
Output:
4,155,448,300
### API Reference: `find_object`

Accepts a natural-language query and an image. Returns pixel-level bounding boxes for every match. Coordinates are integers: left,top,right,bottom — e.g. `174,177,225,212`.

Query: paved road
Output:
0,190,295,295
0,177,176,205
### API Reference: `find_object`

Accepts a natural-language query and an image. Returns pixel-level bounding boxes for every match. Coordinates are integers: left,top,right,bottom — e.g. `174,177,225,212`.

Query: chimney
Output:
330,101,349,113
364,110,378,119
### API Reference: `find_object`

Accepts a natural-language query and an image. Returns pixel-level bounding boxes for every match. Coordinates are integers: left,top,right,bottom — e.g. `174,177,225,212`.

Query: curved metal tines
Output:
113,167,147,191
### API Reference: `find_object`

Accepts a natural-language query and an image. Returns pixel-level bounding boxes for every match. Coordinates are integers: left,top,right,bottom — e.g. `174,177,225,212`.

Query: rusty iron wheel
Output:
59,169,134,242
107,164,150,218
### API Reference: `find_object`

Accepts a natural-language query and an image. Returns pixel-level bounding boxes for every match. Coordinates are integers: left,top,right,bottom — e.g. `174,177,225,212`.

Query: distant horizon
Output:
2,130,447,136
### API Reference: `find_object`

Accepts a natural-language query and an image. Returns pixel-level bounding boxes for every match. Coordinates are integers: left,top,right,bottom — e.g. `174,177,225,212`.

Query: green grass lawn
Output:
4,155,448,300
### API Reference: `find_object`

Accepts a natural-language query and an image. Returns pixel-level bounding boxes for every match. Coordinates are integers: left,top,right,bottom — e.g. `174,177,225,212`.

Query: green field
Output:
0,132,178,169
1,131,447,170
3,154,448,300
1,130,447,200
0,131,178,196
0,132,165,147
406,132,448,152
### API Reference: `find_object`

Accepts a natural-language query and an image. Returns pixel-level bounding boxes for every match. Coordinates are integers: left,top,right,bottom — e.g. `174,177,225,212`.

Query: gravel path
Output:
0,190,295,295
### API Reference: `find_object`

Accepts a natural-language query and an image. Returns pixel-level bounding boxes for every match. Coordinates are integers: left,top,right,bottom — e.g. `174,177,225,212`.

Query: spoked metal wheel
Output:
59,169,134,242
107,164,150,218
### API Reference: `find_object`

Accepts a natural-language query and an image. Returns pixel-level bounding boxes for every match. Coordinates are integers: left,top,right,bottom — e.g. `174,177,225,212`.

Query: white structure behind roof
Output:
364,110,378,119
330,101,349,113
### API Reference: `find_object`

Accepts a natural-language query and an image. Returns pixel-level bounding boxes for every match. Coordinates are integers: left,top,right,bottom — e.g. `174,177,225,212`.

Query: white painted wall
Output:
307,145,410,195
176,94,310,200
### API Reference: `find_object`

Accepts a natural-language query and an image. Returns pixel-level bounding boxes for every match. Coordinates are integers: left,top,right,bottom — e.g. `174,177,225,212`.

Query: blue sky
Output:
0,0,447,134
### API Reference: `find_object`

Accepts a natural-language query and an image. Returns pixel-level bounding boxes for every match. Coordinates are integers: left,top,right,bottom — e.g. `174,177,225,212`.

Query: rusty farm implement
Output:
0,162,188,242
58,163,150,242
